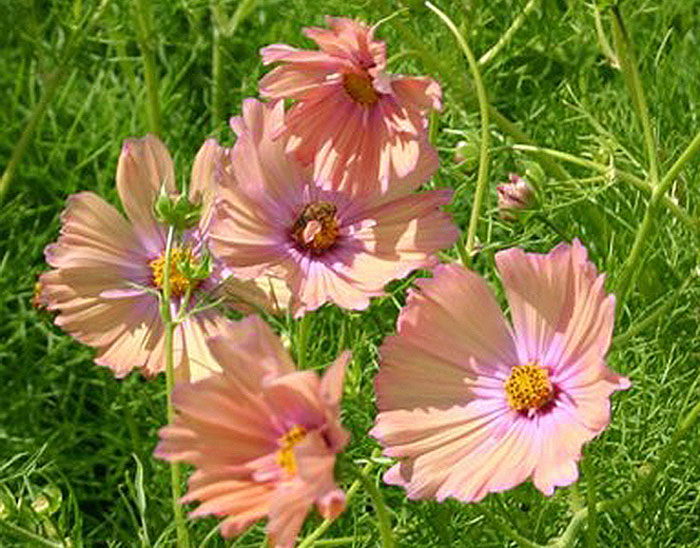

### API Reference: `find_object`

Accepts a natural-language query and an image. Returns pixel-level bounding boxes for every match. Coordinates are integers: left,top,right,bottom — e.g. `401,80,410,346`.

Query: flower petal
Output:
116,135,174,251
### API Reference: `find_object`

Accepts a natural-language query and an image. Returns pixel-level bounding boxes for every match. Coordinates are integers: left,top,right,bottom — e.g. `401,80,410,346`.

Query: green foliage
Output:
1,0,699,546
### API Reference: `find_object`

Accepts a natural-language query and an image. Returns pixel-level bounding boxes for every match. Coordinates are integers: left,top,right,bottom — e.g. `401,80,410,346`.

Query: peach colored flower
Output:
155,315,350,547
41,136,287,381
210,99,458,317
259,16,441,195
371,240,630,501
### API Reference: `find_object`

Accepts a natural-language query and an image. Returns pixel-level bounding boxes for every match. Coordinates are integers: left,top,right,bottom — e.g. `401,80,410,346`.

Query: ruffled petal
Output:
189,138,228,232
496,239,617,375
116,135,174,252
391,76,442,112
393,263,518,378
206,315,296,392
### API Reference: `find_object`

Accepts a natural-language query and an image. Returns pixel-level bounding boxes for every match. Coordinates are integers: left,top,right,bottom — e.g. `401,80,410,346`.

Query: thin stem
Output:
550,396,700,548
0,520,65,548
616,129,700,309
614,199,656,311
425,1,490,259
593,4,619,68
610,6,658,186
511,144,698,233
160,226,190,548
379,1,569,181
210,0,224,132
603,396,700,512
582,455,597,548
658,129,700,196
133,0,162,135
351,462,395,548
297,456,377,548
211,0,258,131
0,0,112,203
296,313,312,369
612,275,693,348
478,0,540,67
477,506,544,548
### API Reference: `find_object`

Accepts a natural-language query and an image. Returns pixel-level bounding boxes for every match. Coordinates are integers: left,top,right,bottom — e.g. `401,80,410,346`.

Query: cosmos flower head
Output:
40,135,288,381
259,16,442,196
371,239,630,501
155,315,350,547
209,98,458,317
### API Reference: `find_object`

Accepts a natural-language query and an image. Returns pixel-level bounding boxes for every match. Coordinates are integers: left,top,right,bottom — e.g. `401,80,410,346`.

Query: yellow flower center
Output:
504,363,553,412
149,246,200,298
342,72,379,105
290,201,340,254
276,425,307,476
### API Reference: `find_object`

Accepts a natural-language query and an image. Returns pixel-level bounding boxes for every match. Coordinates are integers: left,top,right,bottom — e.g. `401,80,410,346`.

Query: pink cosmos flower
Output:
371,240,630,501
259,16,442,194
209,99,458,317
155,315,350,547
41,135,288,381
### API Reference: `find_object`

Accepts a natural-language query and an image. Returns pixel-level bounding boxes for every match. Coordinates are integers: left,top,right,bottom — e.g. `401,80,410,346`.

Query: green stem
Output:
551,396,700,548
582,455,597,548
160,226,190,548
380,1,569,181
477,506,544,548
478,0,540,67
610,6,658,186
133,0,162,135
210,0,224,132
297,456,377,548
614,198,656,311
296,313,312,369
657,129,700,196
0,520,65,548
593,4,619,68
612,275,692,348
352,462,395,548
511,144,698,233
0,0,111,203
616,129,700,308
425,1,490,261
210,0,258,132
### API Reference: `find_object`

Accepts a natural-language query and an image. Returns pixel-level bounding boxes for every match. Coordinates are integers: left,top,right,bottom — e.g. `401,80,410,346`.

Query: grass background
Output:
1,0,700,545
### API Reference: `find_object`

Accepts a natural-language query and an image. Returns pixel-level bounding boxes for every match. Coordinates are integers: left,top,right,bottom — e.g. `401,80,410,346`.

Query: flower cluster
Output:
39,15,629,548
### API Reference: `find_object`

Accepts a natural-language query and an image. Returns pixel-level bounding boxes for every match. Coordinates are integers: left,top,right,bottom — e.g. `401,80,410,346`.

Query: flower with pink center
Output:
155,315,350,547
40,135,288,381
371,240,630,501
259,16,442,195
209,99,458,316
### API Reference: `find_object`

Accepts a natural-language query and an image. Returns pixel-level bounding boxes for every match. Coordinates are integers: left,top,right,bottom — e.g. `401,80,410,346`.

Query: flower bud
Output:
497,173,535,221
454,137,480,172
153,184,202,230
178,250,212,282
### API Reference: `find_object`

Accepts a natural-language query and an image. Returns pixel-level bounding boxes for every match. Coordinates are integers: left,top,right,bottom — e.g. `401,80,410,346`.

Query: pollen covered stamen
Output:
291,201,340,254
276,425,307,476
342,72,379,105
149,247,200,298
505,363,553,412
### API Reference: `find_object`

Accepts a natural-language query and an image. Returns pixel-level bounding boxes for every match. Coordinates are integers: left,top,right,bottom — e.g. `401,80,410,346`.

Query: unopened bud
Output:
179,250,212,281
153,185,202,230
497,173,535,221
523,161,546,189
454,137,480,171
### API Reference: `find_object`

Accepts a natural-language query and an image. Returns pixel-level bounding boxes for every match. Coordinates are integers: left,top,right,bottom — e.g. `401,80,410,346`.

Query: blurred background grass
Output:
1,0,699,545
